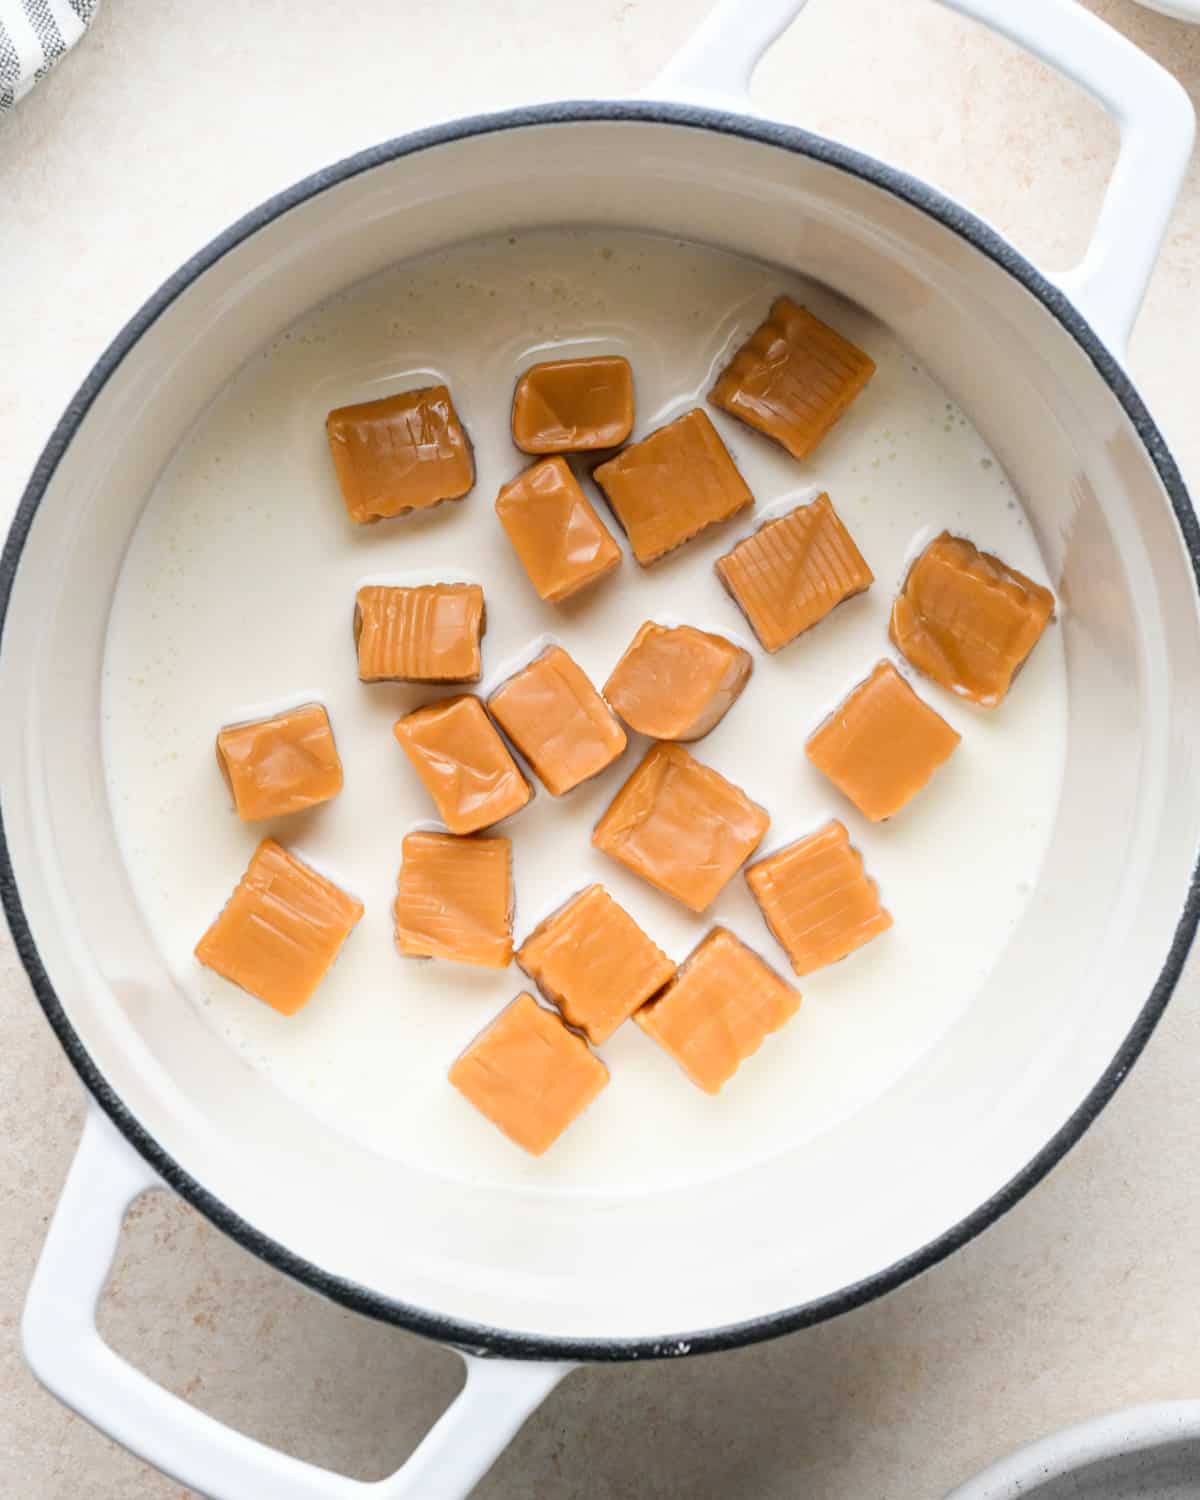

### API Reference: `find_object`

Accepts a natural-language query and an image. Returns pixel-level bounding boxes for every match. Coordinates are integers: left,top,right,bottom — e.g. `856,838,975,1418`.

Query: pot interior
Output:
3,113,1198,1348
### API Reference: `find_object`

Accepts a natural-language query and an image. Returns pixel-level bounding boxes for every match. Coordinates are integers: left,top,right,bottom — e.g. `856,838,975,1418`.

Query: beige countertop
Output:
2,1,1200,1494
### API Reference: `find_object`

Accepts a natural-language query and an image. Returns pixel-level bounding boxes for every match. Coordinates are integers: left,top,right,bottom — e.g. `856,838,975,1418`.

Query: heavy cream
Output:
102,227,1067,1192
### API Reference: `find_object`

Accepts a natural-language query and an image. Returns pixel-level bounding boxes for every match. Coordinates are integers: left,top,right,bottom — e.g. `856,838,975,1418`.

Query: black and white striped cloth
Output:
1,0,97,112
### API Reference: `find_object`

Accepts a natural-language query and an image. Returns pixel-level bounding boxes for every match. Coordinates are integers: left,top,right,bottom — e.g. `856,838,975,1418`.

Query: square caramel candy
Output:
603,621,752,742
593,742,768,912
325,384,474,524
709,296,876,460
195,838,363,1015
635,927,800,1094
394,831,512,968
746,820,892,976
890,531,1056,707
449,991,609,1155
495,457,621,603
511,355,635,453
393,695,532,835
517,884,675,1045
354,583,485,684
487,645,626,796
714,493,873,653
806,660,960,821
216,703,343,821
593,408,753,566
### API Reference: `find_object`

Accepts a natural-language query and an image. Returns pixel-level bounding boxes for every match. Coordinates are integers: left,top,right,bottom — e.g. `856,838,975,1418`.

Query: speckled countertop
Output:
2,2,1199,1495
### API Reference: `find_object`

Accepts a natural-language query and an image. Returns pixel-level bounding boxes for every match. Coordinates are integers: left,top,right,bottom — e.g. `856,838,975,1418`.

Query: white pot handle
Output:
652,0,1195,359
23,1106,572,1500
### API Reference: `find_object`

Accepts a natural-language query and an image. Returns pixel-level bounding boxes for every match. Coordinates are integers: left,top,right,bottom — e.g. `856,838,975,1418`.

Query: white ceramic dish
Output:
1133,0,1200,24
1,1,1197,1497
947,1402,1200,1498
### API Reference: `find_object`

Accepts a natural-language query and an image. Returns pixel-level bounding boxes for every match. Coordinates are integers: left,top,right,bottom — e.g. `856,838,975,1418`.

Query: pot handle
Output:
23,1106,572,1500
652,0,1195,358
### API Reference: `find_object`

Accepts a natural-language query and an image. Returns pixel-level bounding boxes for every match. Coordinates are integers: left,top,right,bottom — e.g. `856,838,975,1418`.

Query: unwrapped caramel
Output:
326,385,474,524
195,839,363,1015
517,884,675,1044
393,696,532,834
216,703,343,821
394,831,513,968
593,742,768,912
603,621,752,742
495,457,621,603
806,660,960,821
746,820,892,976
890,532,1055,706
487,646,626,796
449,991,609,1155
354,583,485,684
715,493,873,653
593,408,753,565
511,355,635,453
709,296,875,459
635,927,800,1094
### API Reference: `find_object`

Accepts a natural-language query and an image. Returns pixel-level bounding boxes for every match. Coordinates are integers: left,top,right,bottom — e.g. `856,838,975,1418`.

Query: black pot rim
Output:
3,100,1199,1364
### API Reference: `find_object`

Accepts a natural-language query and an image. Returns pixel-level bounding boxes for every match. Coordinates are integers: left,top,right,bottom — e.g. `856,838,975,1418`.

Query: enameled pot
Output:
2,1,1197,1495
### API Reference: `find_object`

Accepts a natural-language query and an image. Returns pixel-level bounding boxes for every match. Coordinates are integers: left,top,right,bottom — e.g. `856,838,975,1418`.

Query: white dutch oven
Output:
2,1,1198,1496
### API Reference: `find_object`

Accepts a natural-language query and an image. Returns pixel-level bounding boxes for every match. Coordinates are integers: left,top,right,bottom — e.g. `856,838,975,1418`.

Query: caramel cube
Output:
495,458,621,603
635,927,799,1094
195,839,363,1015
449,992,609,1155
593,408,753,566
890,532,1056,707
487,646,626,796
746,820,892,976
517,884,675,1044
216,703,343,822
714,493,873,653
511,355,635,453
806,660,960,821
394,831,512,968
593,743,768,912
603,621,752,742
325,385,474,524
709,296,876,460
354,583,484,684
393,696,532,834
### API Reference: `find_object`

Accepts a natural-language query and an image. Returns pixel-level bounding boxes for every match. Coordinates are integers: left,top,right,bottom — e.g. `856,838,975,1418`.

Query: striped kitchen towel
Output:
1,0,97,112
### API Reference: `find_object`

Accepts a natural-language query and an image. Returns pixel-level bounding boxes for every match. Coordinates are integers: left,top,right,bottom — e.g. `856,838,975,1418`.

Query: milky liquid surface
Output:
101,229,1067,1193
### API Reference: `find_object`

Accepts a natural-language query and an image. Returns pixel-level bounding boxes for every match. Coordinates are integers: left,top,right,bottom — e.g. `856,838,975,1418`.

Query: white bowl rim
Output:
948,1398,1200,1497
2,99,1198,1364
1131,0,1200,24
